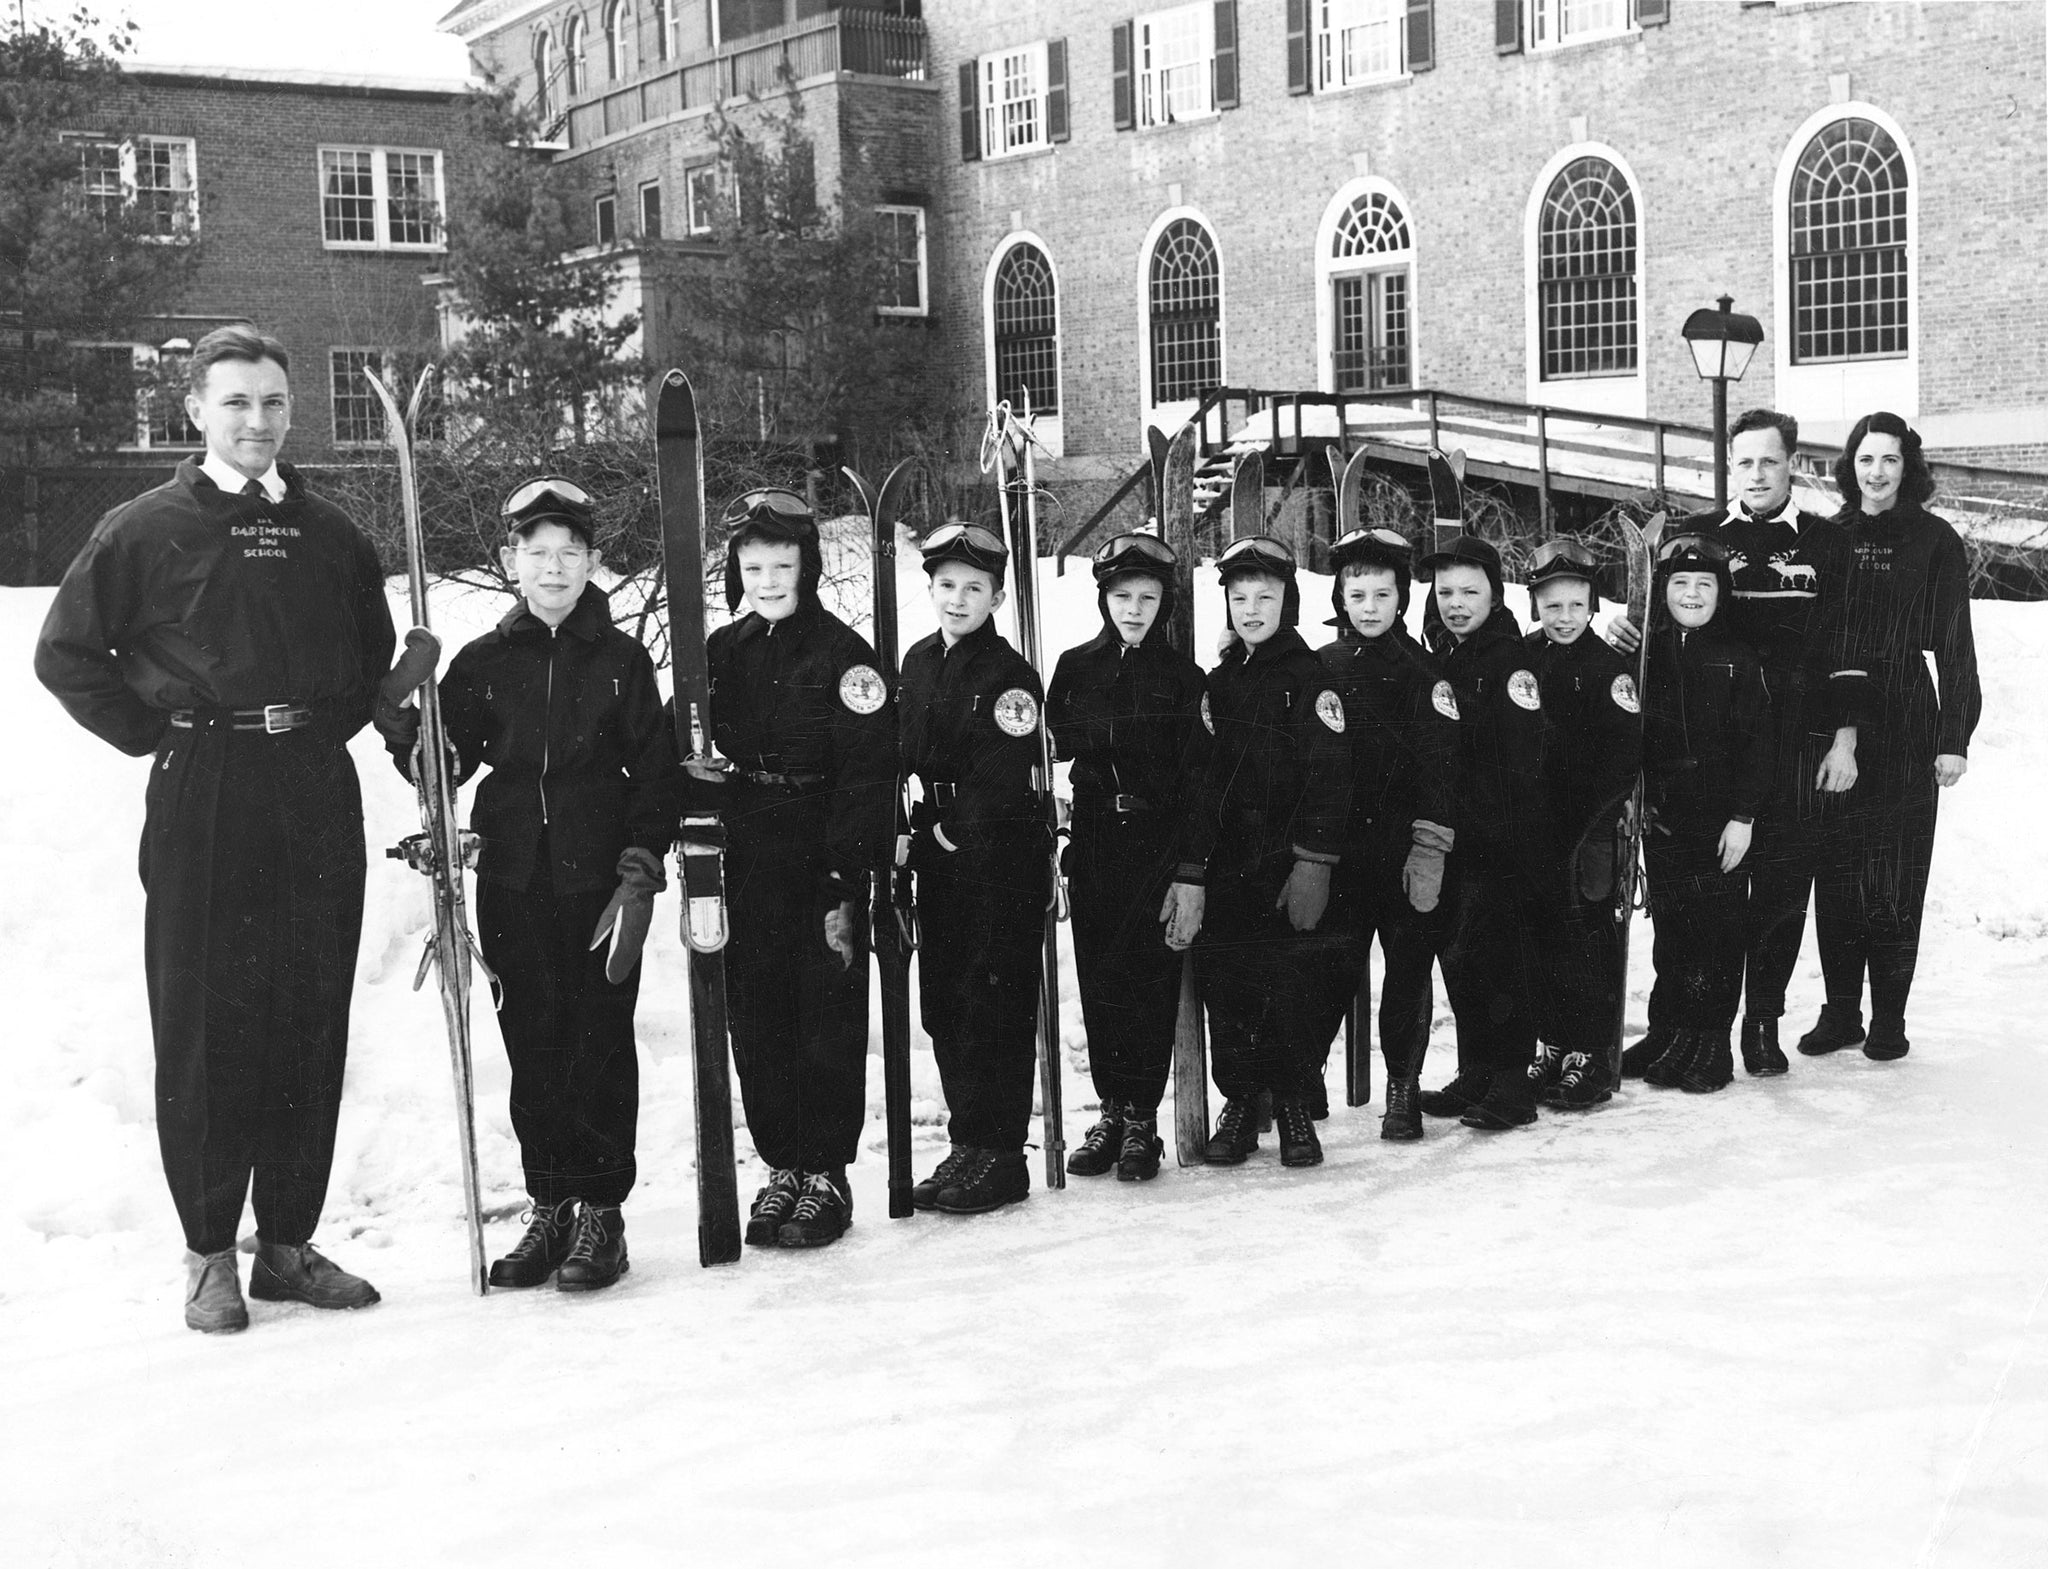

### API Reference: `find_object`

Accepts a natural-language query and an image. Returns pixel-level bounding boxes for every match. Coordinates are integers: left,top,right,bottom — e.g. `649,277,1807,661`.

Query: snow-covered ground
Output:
3,557,2044,1569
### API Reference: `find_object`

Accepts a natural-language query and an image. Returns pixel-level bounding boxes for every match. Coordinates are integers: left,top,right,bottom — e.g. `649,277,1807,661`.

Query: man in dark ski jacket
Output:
696,489,894,1249
35,325,397,1333
397,478,677,1291
1522,537,1643,1106
1047,532,1208,1182
1172,535,1349,1169
1417,535,1550,1130
898,523,1051,1215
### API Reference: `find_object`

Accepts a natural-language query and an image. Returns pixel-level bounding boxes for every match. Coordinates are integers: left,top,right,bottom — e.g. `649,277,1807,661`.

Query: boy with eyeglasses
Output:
1046,532,1208,1182
686,489,894,1249
898,523,1052,1215
385,476,676,1291
1302,528,1458,1141
1170,535,1348,1169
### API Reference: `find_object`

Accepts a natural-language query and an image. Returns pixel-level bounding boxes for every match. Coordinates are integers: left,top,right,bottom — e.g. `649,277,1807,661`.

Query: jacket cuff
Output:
1291,845,1341,866
1173,862,1207,887
1410,819,1455,855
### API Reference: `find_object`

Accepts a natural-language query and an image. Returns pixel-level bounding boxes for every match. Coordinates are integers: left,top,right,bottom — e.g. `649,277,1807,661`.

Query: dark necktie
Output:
242,479,263,499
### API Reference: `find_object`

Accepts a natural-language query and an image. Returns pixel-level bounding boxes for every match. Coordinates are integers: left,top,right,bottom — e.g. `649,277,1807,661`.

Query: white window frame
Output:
1528,0,1635,53
1314,177,1418,395
67,132,199,240
565,14,588,96
979,41,1050,160
653,0,674,63
1521,141,1646,418
685,165,717,235
594,191,618,247
639,178,662,238
983,232,1064,457
329,347,388,448
318,145,445,252
1137,3,1216,128
534,30,554,122
1135,204,1226,430
605,0,635,82
1317,0,1407,91
877,205,928,318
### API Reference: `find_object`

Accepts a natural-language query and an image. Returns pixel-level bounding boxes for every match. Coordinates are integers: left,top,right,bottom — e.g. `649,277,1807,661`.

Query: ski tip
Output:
654,369,698,438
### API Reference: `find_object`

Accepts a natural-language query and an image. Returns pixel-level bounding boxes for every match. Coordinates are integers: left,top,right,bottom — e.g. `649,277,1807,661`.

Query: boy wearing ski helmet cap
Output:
897,522,1051,1214
1301,528,1458,1141
393,474,678,1290
693,488,895,1249
1046,532,1208,1182
1631,532,1773,1093
1173,536,1349,1169
1415,533,1549,1131
1521,536,1643,1110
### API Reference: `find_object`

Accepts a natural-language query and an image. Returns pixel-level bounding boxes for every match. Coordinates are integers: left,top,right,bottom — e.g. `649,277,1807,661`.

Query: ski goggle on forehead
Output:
1529,537,1599,574
503,476,594,520
1094,532,1178,567
1217,534,1296,571
722,488,813,527
921,522,1008,558
1658,533,1730,564
1331,527,1411,554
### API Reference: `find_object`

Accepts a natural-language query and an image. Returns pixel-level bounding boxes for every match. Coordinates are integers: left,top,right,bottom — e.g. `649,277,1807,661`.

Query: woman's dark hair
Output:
1834,410,1937,512
187,324,290,392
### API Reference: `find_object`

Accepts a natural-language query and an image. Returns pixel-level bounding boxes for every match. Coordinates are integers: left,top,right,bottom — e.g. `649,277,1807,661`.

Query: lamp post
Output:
1680,294,1764,510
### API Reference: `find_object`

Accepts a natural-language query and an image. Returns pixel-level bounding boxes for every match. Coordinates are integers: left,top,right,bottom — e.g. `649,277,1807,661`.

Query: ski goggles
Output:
1094,531,1177,567
502,475,595,524
1331,526,1412,556
1528,536,1601,581
723,487,816,539
920,521,1010,576
1658,532,1729,564
1216,534,1296,574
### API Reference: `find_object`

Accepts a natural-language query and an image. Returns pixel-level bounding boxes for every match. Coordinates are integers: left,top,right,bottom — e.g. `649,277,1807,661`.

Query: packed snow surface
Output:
2,557,2043,1568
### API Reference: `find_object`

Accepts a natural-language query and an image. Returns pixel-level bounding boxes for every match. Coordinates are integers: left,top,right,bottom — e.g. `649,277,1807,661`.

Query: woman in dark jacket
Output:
1800,412,1981,1063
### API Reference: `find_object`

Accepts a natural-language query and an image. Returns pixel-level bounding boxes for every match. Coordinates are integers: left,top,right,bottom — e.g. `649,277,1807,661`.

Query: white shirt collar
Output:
201,451,285,503
1725,498,1803,530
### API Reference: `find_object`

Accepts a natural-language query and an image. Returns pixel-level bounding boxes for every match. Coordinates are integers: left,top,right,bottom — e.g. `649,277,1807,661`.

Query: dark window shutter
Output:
1047,38,1070,142
1214,0,1239,110
1406,0,1435,70
959,60,980,160
1112,21,1134,131
1286,0,1311,94
1496,0,1522,53
1637,0,1671,25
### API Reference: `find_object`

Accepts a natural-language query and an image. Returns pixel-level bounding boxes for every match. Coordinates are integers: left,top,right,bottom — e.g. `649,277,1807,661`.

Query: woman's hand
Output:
1934,753,1967,788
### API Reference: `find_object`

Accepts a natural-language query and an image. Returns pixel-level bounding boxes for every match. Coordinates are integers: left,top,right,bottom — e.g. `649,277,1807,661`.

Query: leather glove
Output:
373,626,440,753
588,846,665,984
1276,858,1332,932
1403,820,1453,914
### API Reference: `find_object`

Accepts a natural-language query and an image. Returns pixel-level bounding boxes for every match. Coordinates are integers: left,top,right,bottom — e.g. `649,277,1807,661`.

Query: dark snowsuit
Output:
899,617,1050,1152
1182,628,1349,1102
1641,617,1775,1031
428,584,675,1210
35,459,395,1256
706,599,894,1172
1046,610,1207,1118
1303,623,1457,1081
1816,502,1981,1028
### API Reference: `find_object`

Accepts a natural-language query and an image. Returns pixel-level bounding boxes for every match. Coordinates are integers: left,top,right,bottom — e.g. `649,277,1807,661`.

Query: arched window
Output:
605,0,634,82
992,242,1060,415
565,14,587,96
652,0,673,63
1790,116,1908,363
1149,218,1221,405
1538,156,1636,379
1327,188,1412,392
533,30,553,122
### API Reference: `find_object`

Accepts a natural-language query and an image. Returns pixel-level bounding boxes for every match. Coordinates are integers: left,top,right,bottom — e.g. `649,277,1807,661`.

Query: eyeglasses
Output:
1529,537,1599,573
513,544,591,568
503,476,594,520
1217,534,1296,570
1331,527,1411,554
1094,532,1178,566
921,522,1009,558
722,488,813,527
1657,533,1729,564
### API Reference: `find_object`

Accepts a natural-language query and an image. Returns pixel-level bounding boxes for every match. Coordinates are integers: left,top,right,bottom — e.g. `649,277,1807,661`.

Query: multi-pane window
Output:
330,349,384,446
981,42,1049,157
71,135,198,238
686,165,718,235
605,0,634,81
1319,0,1404,89
992,242,1060,415
1139,4,1216,127
1149,218,1221,403
534,31,553,123
877,206,927,316
1329,191,1412,392
653,0,674,62
144,349,201,448
320,147,443,250
1791,117,1908,364
640,180,662,238
566,14,587,96
1530,0,1630,50
1538,157,1636,380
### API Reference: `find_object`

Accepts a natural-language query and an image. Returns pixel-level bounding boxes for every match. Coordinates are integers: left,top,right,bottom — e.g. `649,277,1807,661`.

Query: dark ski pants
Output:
1438,856,1541,1082
1066,805,1180,1116
1536,830,1624,1060
477,875,639,1209
1304,847,1442,1082
1644,824,1747,1031
141,721,365,1257
1196,858,1322,1102
917,842,1047,1151
1814,772,1940,1027
725,835,869,1172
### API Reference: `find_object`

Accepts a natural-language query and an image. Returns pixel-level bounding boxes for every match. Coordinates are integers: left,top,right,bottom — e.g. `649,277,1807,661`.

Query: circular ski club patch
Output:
1201,693,1215,734
1610,674,1640,714
1508,670,1542,711
1432,680,1460,720
839,664,886,715
1315,690,1346,733
993,688,1039,737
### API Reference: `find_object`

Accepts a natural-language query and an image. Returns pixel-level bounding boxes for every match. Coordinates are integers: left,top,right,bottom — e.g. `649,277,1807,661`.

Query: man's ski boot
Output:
490,1197,579,1286
911,1145,974,1211
1067,1105,1126,1177
1546,1052,1613,1109
778,1170,853,1248
1797,1005,1866,1056
1380,1077,1423,1141
557,1204,628,1291
1863,1019,1911,1061
1418,1069,1491,1119
1620,1029,1673,1079
1204,1097,1261,1165
1740,1017,1790,1077
249,1242,380,1310
1462,1073,1538,1130
1116,1113,1164,1182
1677,1031,1735,1093
1275,1098,1324,1167
1527,1041,1567,1095
184,1247,248,1334
931,1149,1030,1215
746,1169,801,1247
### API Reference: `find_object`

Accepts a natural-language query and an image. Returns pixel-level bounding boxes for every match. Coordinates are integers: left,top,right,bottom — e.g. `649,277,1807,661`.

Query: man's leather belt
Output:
1080,792,1155,813
737,767,825,789
170,703,313,733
